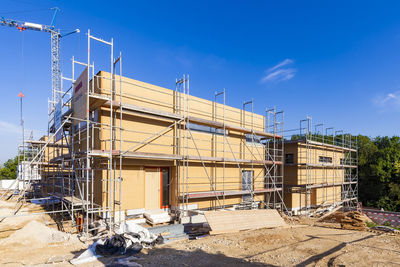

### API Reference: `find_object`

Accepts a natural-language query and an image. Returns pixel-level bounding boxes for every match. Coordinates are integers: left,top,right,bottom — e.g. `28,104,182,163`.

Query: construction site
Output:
0,7,400,267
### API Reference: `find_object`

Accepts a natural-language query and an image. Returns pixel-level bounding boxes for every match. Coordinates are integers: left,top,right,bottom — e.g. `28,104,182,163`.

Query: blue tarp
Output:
30,196,61,205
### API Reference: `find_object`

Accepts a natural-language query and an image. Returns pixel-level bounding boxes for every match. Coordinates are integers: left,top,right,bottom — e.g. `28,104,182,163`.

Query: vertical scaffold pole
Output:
215,89,226,208
86,29,90,236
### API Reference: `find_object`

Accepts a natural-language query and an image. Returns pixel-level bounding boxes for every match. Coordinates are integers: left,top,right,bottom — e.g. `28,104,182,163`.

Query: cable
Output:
6,0,49,8
21,28,25,101
0,8,50,15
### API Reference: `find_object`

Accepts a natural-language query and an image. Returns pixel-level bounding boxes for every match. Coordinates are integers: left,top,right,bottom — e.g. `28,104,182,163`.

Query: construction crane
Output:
0,8,79,110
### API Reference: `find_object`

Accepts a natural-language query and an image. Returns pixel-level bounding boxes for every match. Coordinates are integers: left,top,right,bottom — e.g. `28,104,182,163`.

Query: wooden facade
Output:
40,71,283,218
283,140,357,212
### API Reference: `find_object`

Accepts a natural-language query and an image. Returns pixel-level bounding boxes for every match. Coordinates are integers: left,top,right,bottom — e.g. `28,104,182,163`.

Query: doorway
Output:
145,167,170,210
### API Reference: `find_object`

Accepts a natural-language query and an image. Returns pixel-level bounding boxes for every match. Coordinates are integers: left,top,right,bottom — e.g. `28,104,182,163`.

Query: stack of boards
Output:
144,210,172,225
204,209,287,235
340,211,371,231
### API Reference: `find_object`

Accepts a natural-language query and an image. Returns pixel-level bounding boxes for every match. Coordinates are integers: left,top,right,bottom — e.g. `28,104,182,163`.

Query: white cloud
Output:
261,59,296,83
373,91,400,110
261,68,296,83
0,121,21,135
267,58,294,72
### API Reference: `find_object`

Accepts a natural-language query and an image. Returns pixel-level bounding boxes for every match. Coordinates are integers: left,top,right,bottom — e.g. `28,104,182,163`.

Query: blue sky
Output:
1,0,400,163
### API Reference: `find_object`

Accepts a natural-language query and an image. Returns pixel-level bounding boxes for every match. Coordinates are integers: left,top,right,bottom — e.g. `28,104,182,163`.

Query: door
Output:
242,170,253,202
145,168,161,210
161,168,170,208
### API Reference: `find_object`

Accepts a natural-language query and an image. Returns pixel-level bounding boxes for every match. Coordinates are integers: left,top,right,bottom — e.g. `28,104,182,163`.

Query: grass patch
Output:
366,221,378,228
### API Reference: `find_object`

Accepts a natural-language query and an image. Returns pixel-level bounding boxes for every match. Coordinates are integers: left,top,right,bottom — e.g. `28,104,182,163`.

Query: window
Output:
187,122,226,135
319,156,332,164
245,134,263,145
285,153,294,164
242,170,253,202
340,158,345,165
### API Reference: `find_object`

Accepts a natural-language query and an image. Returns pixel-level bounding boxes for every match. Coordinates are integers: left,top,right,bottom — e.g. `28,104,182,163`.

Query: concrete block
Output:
147,216,171,224
144,209,169,220
180,214,207,224
126,208,145,216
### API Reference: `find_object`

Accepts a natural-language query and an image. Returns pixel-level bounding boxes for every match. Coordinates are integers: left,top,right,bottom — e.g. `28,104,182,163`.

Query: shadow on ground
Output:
71,245,278,267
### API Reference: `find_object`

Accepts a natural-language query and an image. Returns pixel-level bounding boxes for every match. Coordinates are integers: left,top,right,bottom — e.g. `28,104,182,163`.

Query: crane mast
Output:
50,29,61,109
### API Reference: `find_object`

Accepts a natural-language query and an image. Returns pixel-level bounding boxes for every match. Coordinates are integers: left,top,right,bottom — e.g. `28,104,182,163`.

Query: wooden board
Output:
204,209,286,235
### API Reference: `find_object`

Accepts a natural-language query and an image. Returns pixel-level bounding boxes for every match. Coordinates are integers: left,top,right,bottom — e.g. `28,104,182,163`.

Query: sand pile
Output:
0,208,13,217
0,200,17,208
0,220,72,246
0,207,36,227
0,208,19,225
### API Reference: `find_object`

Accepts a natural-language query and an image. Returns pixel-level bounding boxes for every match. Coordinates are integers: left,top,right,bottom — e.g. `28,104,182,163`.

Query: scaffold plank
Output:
187,155,282,165
182,188,282,199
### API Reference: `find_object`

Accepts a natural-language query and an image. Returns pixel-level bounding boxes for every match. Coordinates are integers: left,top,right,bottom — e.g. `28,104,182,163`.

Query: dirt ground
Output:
0,199,400,266
137,224,400,267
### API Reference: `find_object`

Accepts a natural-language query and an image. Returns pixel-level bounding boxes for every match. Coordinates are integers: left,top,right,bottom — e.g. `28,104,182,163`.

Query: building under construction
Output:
2,31,358,237
4,32,287,236
283,118,358,215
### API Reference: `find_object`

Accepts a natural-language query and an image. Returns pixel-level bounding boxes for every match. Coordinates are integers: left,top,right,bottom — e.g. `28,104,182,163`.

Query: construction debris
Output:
316,205,343,221
71,224,163,265
340,211,371,231
70,240,103,265
184,223,210,239
95,234,143,256
370,225,400,234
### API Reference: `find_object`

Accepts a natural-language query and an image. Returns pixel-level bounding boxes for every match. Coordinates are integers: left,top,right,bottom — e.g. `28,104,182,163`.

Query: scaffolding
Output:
17,136,51,199
1,30,288,238
172,80,286,214
283,117,358,215
46,30,122,236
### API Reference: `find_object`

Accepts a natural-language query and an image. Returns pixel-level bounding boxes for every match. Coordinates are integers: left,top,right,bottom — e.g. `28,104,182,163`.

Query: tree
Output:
0,156,19,180
358,135,400,212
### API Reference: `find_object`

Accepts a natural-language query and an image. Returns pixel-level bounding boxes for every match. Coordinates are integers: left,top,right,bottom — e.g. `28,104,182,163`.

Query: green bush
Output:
0,156,19,180
383,221,392,227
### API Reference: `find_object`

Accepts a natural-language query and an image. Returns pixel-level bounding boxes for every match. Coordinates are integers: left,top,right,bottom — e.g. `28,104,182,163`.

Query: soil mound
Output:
320,210,372,231
0,220,72,246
